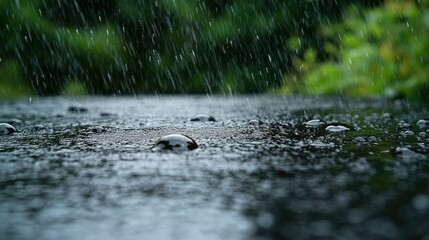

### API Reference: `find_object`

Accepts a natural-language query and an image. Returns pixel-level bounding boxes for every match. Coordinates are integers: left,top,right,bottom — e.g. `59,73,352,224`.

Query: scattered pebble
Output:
305,119,324,128
0,123,17,135
401,130,415,136
34,125,45,130
390,146,414,155
390,146,426,161
92,126,105,133
382,113,392,122
100,112,116,117
190,114,215,122
325,125,350,132
398,121,411,129
152,134,198,151
417,119,429,128
249,119,263,126
68,106,88,113
354,137,366,143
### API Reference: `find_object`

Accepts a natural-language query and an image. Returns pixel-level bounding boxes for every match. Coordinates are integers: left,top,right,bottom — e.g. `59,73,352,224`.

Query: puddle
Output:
1,96,429,240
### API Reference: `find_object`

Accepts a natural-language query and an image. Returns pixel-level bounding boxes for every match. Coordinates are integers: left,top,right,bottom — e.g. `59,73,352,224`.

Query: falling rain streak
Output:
1,0,408,97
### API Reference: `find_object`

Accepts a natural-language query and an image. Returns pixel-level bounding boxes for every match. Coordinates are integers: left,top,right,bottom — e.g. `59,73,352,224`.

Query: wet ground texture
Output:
1,96,429,240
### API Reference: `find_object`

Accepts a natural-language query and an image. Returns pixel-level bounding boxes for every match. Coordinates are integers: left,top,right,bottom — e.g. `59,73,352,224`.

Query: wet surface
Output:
1,96,429,240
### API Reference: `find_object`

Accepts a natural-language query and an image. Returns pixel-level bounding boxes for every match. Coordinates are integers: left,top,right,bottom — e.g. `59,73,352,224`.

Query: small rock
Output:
325,125,350,132
100,112,116,117
34,125,45,130
68,106,88,113
390,146,413,155
152,134,198,151
190,114,215,122
382,113,392,122
0,123,17,135
390,146,426,160
92,126,105,133
367,136,378,142
401,130,415,136
249,119,263,126
305,119,324,128
417,119,429,128
398,121,411,129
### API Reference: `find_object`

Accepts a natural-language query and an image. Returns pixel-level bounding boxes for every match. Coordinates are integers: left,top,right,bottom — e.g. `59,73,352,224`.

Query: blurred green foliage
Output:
2,0,406,97
62,78,87,96
280,0,429,100
0,60,31,98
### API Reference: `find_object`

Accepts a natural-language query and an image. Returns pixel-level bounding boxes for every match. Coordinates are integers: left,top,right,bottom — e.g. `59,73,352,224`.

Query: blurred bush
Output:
0,60,31,98
280,0,429,100
1,0,383,96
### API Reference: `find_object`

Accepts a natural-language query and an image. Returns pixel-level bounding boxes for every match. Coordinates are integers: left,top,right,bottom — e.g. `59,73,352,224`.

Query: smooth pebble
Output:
152,134,198,151
0,123,17,135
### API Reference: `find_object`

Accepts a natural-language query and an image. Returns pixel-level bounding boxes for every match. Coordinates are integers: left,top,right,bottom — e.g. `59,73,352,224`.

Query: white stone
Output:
152,134,198,151
0,123,17,135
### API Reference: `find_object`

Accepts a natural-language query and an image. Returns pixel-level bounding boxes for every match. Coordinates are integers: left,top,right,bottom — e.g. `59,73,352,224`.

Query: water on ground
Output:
1,96,429,240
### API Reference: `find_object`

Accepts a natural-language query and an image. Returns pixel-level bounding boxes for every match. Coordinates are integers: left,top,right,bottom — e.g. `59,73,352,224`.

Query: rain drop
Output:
100,112,116,117
190,114,215,122
354,136,366,143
